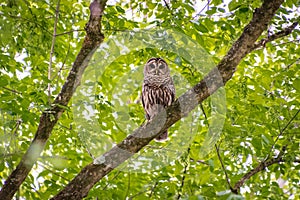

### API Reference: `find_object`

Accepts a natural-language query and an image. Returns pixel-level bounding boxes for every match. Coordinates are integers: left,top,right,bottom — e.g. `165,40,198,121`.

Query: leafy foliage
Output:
0,0,299,199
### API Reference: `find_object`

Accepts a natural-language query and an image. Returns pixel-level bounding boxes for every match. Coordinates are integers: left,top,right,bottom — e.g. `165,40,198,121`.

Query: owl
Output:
142,58,175,141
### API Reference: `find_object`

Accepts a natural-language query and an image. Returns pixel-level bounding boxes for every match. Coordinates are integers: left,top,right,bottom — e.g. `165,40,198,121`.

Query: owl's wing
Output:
168,79,176,104
165,85,175,107
142,83,151,120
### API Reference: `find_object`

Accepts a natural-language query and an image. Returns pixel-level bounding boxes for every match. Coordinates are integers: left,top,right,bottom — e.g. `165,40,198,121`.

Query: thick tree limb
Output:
52,0,291,199
0,0,107,199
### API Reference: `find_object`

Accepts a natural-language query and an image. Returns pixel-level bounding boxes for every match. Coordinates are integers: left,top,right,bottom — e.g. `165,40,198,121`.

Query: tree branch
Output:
55,29,85,37
250,22,298,51
48,0,60,104
189,158,209,165
268,109,300,159
177,147,190,199
193,0,211,18
163,0,171,10
215,144,234,192
2,86,23,95
38,162,70,182
149,181,158,198
51,0,290,199
286,57,300,69
270,38,300,47
232,109,299,194
0,0,107,199
232,146,286,194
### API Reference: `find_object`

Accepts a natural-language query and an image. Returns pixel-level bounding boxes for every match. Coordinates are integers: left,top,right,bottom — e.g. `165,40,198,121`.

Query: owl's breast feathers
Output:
142,78,175,118
143,75,173,88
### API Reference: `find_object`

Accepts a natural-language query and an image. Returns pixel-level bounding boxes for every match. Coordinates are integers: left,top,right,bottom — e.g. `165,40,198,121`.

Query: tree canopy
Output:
0,0,299,199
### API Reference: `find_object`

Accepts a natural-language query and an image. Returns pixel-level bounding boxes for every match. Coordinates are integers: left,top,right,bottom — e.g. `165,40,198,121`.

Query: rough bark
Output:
0,0,107,199
52,0,289,199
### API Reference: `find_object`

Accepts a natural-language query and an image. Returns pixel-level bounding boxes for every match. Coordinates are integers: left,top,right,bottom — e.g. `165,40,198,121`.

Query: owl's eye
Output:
159,64,165,69
149,64,155,69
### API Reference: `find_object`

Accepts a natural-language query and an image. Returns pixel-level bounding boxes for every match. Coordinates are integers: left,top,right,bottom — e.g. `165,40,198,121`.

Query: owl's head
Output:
144,58,170,77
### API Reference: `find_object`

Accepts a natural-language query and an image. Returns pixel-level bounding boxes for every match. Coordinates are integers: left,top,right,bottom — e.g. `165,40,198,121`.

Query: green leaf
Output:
194,23,209,33
293,78,300,91
0,77,9,87
116,6,125,13
228,0,241,11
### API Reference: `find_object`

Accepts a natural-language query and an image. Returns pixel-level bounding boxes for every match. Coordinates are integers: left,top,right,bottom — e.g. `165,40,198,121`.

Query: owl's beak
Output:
155,69,159,75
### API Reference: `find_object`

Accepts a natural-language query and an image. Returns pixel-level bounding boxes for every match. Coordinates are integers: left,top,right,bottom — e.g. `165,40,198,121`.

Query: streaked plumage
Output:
142,58,175,141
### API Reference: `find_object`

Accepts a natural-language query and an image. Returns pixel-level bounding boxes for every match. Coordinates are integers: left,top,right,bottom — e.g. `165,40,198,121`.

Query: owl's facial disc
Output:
149,62,167,76
144,58,169,77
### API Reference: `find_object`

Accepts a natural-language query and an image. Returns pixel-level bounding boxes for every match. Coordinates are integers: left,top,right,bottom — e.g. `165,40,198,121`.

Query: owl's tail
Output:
155,130,168,141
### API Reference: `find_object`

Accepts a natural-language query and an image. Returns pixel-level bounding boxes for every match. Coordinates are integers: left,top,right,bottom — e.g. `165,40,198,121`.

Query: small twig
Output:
103,28,132,32
149,181,158,198
274,110,299,147
38,161,70,182
286,57,300,70
7,119,22,160
163,0,171,10
194,0,211,18
215,144,234,192
102,170,123,190
13,119,22,135
0,152,22,158
51,24,73,82
128,191,145,200
124,172,130,200
270,38,300,47
55,29,85,36
2,87,22,95
189,158,209,165
60,43,70,73
128,184,152,200
177,147,190,199
84,144,95,159
200,103,208,123
266,109,299,160
177,109,196,199
48,0,60,105
250,22,298,51
6,14,52,35
40,155,70,160
57,123,72,130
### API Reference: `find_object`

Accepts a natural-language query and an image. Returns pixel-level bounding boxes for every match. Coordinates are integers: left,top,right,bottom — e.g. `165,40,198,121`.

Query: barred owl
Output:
142,58,175,141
